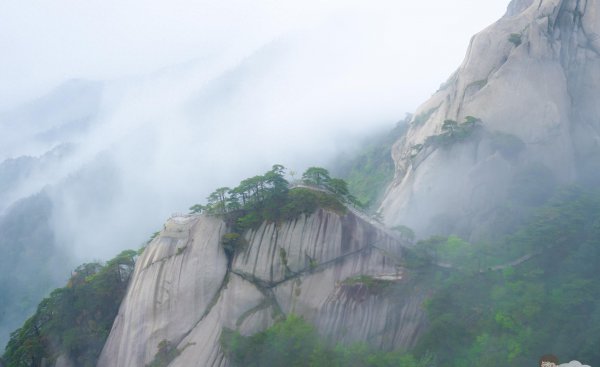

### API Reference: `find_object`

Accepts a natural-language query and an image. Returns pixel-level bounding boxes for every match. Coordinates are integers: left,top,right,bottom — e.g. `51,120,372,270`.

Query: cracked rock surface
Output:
380,0,600,240
98,209,423,367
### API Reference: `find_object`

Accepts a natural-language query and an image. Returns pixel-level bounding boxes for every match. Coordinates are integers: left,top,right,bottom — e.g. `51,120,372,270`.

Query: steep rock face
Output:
97,215,229,367
380,0,600,239
233,209,399,283
98,209,422,367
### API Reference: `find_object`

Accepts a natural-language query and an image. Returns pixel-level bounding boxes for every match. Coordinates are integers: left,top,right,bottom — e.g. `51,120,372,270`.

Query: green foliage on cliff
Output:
2,250,137,367
189,165,352,258
221,314,431,367
0,193,71,351
412,187,600,366
191,165,352,227
509,33,522,46
333,121,408,210
423,116,482,148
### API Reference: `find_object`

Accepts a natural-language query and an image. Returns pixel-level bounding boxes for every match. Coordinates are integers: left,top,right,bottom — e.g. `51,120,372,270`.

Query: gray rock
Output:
380,0,600,240
505,0,535,17
98,209,419,366
97,215,228,367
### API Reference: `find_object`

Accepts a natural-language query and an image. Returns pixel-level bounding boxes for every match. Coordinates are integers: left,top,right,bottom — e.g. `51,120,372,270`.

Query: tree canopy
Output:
2,250,138,367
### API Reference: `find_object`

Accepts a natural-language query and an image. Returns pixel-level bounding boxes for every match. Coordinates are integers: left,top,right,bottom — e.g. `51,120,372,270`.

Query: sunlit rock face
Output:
98,209,423,367
380,0,600,240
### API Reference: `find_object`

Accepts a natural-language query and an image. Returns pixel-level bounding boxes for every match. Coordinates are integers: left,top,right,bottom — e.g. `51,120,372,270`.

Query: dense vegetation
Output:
190,165,359,218
410,187,600,366
221,314,432,367
189,165,357,258
0,193,72,350
1,250,137,367
4,160,599,367
333,120,408,210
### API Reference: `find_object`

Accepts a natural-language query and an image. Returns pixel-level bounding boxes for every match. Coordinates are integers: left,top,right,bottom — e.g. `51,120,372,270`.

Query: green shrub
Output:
236,211,263,230
280,188,346,220
221,314,428,367
422,116,482,150
509,33,522,46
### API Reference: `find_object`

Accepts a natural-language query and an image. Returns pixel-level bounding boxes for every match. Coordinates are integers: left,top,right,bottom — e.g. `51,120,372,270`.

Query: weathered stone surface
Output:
380,0,600,239
98,209,420,366
168,274,270,367
97,215,228,367
233,208,401,284
272,245,425,350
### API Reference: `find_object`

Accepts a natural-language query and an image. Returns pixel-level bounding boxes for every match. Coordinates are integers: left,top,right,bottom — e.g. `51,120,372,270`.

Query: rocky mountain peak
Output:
97,209,423,367
380,0,600,240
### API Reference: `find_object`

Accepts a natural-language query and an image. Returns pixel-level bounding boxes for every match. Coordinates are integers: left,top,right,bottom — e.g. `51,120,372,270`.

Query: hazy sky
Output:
0,0,511,261
1,0,509,112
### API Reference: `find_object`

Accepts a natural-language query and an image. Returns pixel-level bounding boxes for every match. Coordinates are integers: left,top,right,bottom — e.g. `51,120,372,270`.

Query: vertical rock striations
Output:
380,0,600,239
98,209,422,367
97,215,229,367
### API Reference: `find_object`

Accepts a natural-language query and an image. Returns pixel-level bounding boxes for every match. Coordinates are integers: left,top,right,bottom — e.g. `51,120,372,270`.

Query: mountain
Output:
97,207,424,367
380,0,600,240
4,0,600,365
0,193,71,351
0,34,398,347
0,79,102,163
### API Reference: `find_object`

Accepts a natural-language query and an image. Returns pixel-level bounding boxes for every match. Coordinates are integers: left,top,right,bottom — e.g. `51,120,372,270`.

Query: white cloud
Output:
0,0,508,110
1,0,510,260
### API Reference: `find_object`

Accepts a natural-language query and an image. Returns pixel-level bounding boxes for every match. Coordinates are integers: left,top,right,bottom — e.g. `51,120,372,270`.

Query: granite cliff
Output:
380,0,600,239
97,208,424,367
40,1,600,365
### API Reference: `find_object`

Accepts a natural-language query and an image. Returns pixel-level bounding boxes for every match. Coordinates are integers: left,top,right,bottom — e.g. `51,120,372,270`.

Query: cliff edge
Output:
98,208,423,367
380,0,600,239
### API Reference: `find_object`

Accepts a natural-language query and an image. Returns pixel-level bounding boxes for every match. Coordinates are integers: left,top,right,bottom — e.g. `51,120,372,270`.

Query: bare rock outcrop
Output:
98,209,422,367
380,0,600,239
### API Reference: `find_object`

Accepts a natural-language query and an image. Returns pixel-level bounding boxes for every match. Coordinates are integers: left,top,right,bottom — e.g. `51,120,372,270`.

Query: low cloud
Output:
1,1,508,262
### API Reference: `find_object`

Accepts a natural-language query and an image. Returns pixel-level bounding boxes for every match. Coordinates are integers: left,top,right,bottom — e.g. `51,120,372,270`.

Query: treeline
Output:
190,165,361,218
187,165,360,259
189,165,360,233
1,250,138,367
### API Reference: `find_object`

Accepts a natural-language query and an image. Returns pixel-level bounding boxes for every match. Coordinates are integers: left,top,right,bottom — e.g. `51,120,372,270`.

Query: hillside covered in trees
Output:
4,163,599,366
2,250,137,367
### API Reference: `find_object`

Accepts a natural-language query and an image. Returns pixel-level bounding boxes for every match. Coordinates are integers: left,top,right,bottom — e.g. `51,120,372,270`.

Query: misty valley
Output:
2,0,600,366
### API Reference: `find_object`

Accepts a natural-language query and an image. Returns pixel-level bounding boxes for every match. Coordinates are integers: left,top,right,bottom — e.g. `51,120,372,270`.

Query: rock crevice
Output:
380,0,600,240
98,209,421,367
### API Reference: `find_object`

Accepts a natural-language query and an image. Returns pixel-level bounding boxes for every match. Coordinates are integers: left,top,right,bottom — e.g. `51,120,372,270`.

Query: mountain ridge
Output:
97,207,424,367
380,0,600,240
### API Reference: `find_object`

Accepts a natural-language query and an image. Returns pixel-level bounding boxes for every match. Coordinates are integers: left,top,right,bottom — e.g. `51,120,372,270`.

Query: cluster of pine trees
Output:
190,165,361,218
